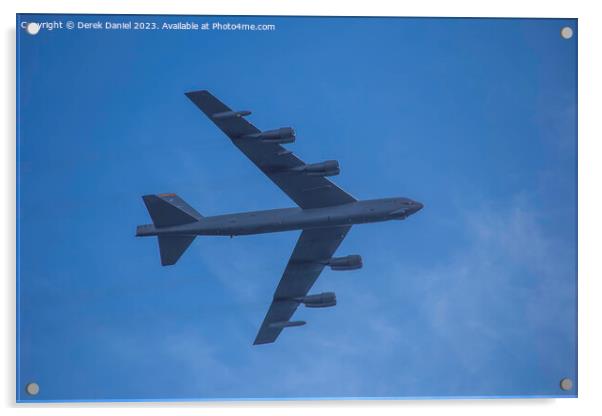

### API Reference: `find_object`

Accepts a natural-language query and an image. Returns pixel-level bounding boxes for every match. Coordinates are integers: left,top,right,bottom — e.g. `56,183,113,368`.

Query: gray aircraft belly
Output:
191,200,397,236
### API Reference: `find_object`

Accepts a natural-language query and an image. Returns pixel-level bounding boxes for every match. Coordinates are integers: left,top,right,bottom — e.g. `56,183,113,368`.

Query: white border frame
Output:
4,1,600,415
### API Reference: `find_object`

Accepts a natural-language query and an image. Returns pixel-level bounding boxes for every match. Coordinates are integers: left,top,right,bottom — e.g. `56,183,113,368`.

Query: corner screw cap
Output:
559,378,573,391
25,382,40,396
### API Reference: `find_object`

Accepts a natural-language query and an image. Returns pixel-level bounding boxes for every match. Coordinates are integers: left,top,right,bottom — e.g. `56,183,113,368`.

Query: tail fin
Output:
140,193,202,266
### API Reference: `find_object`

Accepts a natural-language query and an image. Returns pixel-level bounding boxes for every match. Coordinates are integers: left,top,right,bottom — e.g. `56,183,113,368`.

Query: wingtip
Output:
252,339,272,346
184,89,209,97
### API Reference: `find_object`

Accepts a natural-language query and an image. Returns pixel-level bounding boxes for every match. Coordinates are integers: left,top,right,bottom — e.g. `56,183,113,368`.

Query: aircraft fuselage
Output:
136,197,423,238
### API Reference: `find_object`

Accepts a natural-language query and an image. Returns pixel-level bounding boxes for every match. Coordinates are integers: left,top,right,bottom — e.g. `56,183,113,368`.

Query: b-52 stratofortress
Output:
136,91,423,345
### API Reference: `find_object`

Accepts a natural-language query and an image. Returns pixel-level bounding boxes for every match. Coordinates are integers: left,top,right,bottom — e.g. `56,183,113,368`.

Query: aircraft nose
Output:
390,200,424,219
410,201,424,214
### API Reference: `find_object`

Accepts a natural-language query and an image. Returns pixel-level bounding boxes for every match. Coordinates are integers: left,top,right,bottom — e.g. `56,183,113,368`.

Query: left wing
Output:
185,90,356,209
253,225,352,345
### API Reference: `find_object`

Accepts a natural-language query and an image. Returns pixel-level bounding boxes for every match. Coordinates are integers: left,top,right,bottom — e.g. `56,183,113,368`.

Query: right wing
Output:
185,90,356,209
253,225,352,345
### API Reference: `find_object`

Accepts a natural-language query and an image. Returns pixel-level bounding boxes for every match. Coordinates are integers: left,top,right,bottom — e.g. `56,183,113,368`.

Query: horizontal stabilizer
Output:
142,194,201,228
158,235,195,266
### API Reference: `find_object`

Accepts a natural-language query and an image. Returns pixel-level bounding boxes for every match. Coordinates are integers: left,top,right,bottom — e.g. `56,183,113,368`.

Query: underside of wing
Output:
253,225,354,345
185,90,356,209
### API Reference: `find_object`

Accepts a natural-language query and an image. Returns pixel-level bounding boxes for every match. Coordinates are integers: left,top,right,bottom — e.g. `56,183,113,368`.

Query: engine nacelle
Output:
291,160,340,177
328,255,363,271
268,320,306,329
294,292,337,308
212,110,251,119
243,127,296,144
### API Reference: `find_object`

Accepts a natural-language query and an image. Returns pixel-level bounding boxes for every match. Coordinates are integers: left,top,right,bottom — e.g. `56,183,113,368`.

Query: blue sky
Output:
17,15,577,401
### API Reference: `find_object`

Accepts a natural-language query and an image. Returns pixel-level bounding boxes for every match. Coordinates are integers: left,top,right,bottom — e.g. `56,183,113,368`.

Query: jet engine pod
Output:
292,160,340,177
328,254,363,271
243,127,296,144
294,292,337,308
211,110,251,119
268,320,306,329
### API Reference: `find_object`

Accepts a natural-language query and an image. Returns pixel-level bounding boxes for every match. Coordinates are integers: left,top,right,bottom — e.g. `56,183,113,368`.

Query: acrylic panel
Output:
16,14,577,402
